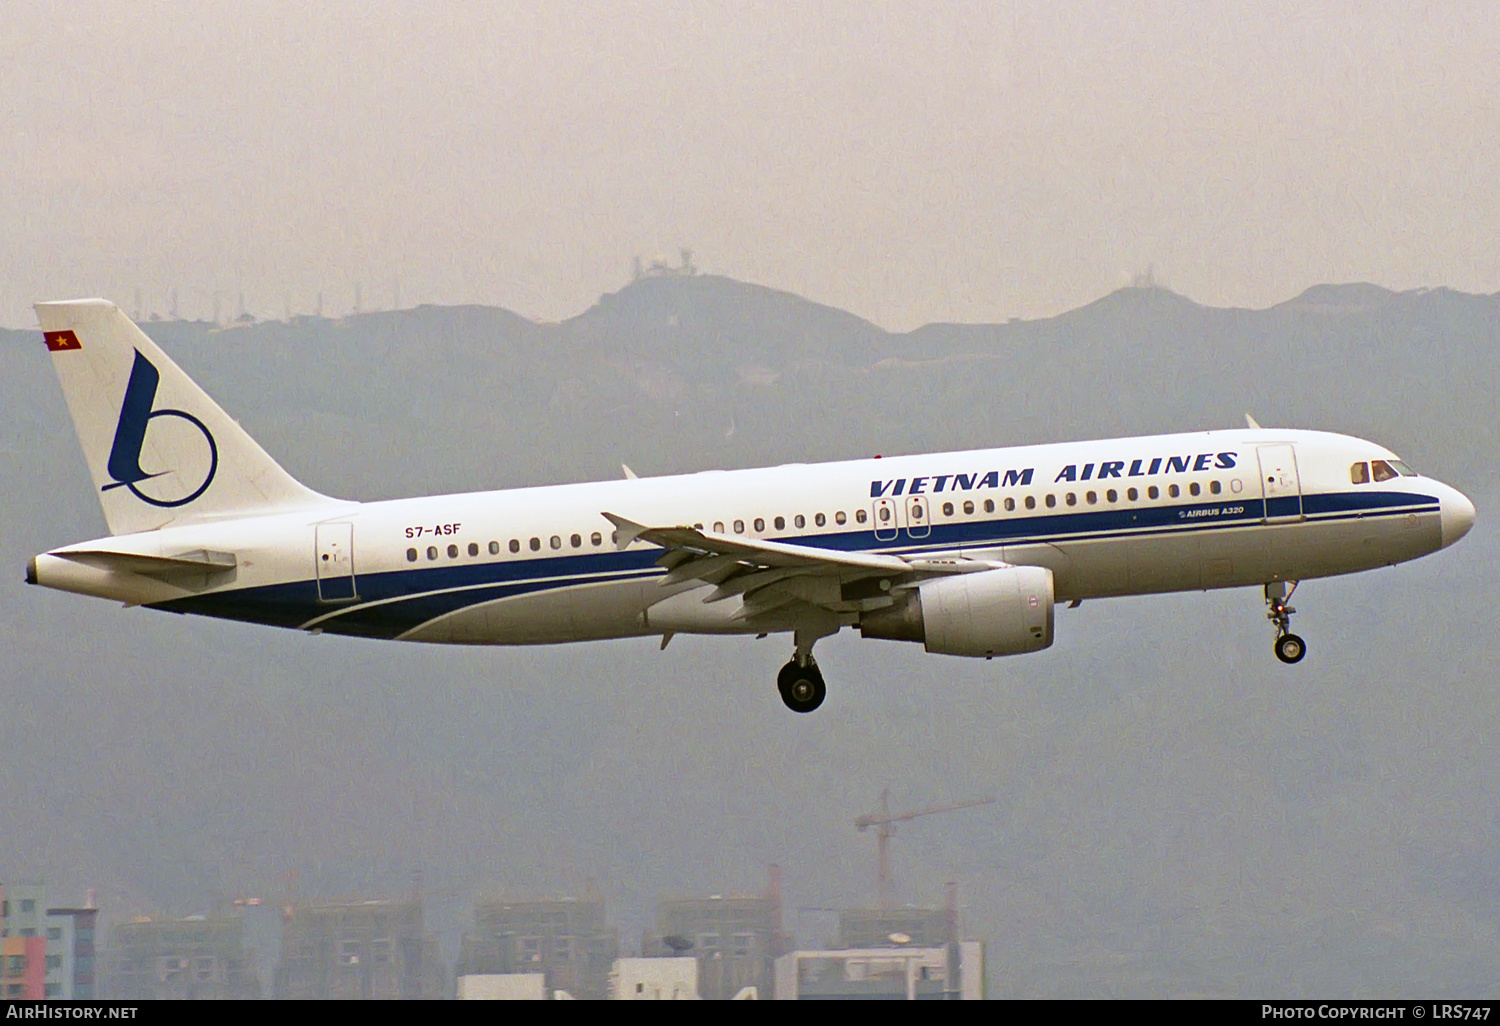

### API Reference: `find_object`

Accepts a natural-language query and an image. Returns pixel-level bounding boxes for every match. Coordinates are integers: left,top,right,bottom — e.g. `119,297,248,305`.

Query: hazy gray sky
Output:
4,1,1497,329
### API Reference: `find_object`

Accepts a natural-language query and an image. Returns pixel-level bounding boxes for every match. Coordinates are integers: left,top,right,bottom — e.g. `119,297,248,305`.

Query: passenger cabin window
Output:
1106,489,1118,503
550,536,561,549
855,509,868,523
1065,492,1077,506
1002,498,1013,512
1045,494,1056,508
592,532,602,546
1127,487,1138,501
1371,459,1399,482
468,542,479,556
448,544,459,558
1148,486,1159,499
510,539,521,553
1085,491,1097,505
1189,482,1201,497
530,537,541,551
794,514,805,528
714,521,725,533
754,518,765,532
734,520,745,534
571,534,581,548
942,502,954,516
835,511,847,525
1168,484,1180,498
963,500,974,515
1025,496,1036,510
407,548,418,562
489,541,500,555
427,546,438,560
815,513,826,527
1209,480,1222,495
774,516,785,530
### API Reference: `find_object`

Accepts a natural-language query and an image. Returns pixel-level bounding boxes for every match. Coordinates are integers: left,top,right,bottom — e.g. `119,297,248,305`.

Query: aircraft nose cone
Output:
1441,487,1476,548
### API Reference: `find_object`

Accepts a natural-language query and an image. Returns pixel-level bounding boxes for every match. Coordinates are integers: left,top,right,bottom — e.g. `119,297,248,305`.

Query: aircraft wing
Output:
602,512,1000,618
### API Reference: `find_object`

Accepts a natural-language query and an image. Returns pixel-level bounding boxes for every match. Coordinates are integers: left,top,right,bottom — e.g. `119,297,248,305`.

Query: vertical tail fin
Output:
35,299,326,535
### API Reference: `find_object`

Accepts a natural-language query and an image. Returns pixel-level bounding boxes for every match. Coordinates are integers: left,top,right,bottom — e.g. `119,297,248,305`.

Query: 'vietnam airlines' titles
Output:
1053,452,1238,483
870,469,1034,498
869,452,1240,498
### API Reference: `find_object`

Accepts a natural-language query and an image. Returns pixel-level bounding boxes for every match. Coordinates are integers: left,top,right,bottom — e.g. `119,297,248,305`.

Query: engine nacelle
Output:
859,566,1054,657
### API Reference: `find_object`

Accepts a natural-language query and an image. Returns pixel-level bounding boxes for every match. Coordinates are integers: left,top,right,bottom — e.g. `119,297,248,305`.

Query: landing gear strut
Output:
1265,581,1306,664
778,656,826,713
777,619,838,713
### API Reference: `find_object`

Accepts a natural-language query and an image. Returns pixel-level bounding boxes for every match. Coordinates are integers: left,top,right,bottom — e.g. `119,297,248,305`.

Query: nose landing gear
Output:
1266,581,1306,664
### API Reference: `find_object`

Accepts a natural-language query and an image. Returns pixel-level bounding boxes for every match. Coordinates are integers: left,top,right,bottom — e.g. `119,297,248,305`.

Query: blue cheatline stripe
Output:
329,569,659,639
149,489,1437,639
150,547,665,635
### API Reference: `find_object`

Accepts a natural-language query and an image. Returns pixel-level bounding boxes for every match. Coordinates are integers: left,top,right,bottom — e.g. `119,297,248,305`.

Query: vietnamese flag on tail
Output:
45,329,81,352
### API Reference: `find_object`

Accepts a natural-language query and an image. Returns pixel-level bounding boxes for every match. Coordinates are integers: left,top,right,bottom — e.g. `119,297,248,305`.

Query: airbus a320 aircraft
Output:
26,300,1476,712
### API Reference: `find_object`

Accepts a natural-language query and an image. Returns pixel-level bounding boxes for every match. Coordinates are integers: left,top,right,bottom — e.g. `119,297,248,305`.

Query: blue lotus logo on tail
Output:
103,350,218,507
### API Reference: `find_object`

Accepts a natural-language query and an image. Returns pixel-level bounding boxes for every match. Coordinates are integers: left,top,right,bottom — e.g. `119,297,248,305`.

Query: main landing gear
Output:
1265,581,1307,664
778,656,826,713
777,619,839,713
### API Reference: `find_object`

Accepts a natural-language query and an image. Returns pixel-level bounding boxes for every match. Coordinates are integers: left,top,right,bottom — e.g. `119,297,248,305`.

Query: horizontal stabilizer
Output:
56,548,237,579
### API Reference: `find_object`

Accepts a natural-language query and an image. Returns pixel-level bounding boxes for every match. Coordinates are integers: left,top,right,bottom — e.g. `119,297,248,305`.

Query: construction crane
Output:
855,789,995,908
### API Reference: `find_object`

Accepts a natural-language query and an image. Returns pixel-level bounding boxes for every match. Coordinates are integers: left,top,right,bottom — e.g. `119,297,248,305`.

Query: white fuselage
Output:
31,427,1474,647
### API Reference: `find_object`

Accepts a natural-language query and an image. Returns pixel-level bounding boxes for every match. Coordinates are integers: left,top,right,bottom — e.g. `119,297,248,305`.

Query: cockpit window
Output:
1371,459,1398,483
1350,462,1369,484
1389,460,1417,477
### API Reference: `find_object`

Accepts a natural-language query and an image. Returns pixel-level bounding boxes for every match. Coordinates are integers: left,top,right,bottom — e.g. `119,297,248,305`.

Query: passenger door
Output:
315,522,358,602
1258,444,1303,523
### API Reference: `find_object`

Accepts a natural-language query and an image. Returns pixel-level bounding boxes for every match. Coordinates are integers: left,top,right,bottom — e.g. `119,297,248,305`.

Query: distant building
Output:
773,942,984,1000
274,899,444,1000
43,906,99,1000
105,916,259,1000
632,249,698,281
839,883,962,950
2,936,46,1000
610,957,700,1000
642,894,789,1001
455,973,548,1000
1,882,98,999
457,898,618,1001
839,906,954,949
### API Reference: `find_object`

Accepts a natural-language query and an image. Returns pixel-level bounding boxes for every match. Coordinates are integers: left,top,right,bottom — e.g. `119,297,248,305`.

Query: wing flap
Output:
602,512,911,574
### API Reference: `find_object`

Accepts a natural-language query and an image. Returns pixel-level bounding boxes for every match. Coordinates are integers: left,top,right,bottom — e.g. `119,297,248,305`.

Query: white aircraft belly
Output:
399,577,657,645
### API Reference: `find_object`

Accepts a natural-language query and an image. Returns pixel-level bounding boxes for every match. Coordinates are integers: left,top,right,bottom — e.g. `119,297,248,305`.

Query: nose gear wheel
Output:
1275,633,1307,664
1265,581,1307,664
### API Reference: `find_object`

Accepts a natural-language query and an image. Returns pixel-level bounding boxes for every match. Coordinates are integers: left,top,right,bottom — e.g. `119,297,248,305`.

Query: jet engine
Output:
859,565,1054,657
